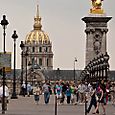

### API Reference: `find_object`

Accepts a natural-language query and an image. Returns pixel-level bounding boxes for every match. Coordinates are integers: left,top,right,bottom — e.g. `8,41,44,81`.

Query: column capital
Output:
102,28,108,33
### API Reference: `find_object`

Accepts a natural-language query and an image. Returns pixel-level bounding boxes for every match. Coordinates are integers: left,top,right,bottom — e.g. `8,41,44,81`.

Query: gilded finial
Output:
36,4,39,17
33,2,42,30
90,0,104,14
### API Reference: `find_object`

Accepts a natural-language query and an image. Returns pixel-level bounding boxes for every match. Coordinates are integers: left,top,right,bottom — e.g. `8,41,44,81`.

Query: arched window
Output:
32,47,35,52
46,47,48,52
39,47,42,52
47,58,49,66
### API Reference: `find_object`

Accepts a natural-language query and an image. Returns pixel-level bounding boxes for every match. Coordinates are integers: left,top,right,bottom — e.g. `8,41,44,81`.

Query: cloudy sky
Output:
0,0,115,70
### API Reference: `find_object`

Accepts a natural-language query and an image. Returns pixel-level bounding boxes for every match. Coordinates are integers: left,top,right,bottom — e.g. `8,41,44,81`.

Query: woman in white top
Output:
0,84,10,111
33,85,41,105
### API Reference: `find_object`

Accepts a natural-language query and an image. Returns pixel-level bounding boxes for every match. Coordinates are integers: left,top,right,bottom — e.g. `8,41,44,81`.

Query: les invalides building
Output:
20,5,53,84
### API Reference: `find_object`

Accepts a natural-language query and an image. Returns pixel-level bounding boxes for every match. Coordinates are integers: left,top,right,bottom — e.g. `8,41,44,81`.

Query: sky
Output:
0,0,115,70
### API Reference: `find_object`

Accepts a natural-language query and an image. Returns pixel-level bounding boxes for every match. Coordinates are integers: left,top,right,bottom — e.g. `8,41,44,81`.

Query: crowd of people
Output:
0,79,115,114
30,80,115,115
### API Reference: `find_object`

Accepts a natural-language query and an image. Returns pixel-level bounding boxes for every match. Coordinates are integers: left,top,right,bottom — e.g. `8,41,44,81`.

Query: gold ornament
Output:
90,0,104,14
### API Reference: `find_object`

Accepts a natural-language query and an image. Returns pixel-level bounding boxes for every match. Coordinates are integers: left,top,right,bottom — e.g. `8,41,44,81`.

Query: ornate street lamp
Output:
56,68,60,80
92,58,96,79
90,62,93,79
104,52,109,62
11,30,18,99
97,57,100,80
0,15,9,53
101,54,105,81
0,15,9,114
82,69,86,81
95,58,98,78
73,58,77,83
88,61,92,80
20,41,25,90
104,52,110,81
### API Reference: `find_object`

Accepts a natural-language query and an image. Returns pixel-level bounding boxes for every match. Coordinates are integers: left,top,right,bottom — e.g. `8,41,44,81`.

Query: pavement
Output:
0,95,114,115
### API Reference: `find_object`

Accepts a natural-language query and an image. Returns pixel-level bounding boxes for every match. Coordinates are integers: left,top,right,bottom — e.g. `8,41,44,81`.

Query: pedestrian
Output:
93,83,106,115
27,83,32,97
60,82,66,104
42,80,50,104
111,84,115,105
21,82,26,97
0,83,10,111
70,83,75,104
105,81,111,104
87,84,99,114
78,81,86,104
33,84,41,105
65,83,71,104
100,80,107,104
55,81,62,104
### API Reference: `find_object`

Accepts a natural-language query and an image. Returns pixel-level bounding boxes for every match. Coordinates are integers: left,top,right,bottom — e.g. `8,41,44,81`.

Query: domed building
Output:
20,5,53,84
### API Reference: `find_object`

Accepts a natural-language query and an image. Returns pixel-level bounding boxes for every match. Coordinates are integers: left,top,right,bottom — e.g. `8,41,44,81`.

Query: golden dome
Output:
25,30,50,44
25,5,50,44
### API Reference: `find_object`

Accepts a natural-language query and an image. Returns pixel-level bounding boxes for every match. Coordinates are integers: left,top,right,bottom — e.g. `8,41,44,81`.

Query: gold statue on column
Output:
90,0,104,14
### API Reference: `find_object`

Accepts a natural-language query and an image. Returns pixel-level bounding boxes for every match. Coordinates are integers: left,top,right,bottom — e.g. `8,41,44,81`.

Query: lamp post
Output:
1,15,9,53
100,54,104,81
104,52,109,81
73,58,77,83
11,30,18,99
25,50,28,94
0,15,9,114
57,68,60,80
20,41,25,93
97,57,100,81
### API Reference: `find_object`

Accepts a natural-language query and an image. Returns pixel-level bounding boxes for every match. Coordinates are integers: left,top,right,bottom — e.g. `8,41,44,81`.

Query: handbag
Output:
95,95,98,101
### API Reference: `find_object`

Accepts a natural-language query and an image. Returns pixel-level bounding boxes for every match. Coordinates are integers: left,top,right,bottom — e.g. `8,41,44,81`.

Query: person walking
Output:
21,82,26,97
33,84,41,105
0,83,9,111
55,81,62,104
74,84,79,105
111,84,115,105
93,83,106,115
65,83,71,104
60,82,66,104
27,83,32,97
78,81,86,104
42,80,50,104
87,84,99,114
70,83,75,104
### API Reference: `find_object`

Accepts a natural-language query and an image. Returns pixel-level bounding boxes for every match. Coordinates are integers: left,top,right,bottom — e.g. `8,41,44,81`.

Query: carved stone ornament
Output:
93,30,102,54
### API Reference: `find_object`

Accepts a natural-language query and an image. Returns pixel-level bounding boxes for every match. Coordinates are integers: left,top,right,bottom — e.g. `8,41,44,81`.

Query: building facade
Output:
20,5,53,83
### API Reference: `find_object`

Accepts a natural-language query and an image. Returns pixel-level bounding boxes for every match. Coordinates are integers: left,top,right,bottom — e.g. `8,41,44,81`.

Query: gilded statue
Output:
90,0,104,14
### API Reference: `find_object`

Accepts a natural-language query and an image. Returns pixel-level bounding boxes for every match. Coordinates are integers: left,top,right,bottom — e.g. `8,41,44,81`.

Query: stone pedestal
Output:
82,16,112,65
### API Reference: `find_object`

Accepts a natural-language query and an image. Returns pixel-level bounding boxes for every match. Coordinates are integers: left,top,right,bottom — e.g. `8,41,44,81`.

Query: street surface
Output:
0,95,114,115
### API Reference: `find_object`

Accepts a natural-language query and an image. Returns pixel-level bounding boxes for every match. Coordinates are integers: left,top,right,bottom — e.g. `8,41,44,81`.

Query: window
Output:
32,47,35,52
46,47,48,52
32,58,34,65
39,47,42,52
39,58,42,66
47,58,49,66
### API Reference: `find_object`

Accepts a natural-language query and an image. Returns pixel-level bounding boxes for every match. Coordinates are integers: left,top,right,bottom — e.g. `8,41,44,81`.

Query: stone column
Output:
82,16,112,66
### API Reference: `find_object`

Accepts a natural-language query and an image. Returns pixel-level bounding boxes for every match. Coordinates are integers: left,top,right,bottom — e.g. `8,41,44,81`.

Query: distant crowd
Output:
0,79,115,114
28,80,115,115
